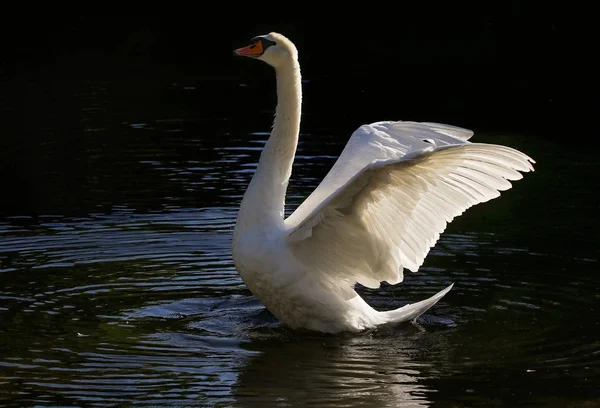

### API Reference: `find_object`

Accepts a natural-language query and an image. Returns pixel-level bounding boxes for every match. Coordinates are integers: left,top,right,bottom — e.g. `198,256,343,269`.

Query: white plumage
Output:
232,32,535,333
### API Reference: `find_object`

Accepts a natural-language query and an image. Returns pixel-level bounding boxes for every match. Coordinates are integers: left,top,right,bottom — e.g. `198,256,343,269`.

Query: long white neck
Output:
236,57,302,231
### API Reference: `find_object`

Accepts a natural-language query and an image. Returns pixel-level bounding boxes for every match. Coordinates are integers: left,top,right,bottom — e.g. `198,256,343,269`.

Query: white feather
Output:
232,32,535,334
286,129,535,286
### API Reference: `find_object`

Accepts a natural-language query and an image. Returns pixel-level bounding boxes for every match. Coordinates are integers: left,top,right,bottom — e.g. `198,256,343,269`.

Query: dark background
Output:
2,7,593,130
0,7,596,216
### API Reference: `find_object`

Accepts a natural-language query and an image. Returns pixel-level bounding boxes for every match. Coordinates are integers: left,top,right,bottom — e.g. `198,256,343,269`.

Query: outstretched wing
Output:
284,121,534,288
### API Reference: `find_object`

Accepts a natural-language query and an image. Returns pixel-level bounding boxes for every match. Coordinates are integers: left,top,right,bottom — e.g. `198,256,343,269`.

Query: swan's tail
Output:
381,283,454,324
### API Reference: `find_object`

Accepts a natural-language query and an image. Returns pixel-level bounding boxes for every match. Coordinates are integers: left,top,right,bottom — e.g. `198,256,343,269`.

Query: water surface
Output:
1,79,598,407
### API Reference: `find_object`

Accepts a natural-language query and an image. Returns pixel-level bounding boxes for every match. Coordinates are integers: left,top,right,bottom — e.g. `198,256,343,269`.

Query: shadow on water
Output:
1,78,599,407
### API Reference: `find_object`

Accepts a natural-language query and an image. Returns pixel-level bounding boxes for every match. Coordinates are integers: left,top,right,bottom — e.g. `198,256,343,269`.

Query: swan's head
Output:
234,32,297,68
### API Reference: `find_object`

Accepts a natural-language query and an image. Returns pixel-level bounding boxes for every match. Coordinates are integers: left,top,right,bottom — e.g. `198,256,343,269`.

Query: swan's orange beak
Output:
233,40,263,58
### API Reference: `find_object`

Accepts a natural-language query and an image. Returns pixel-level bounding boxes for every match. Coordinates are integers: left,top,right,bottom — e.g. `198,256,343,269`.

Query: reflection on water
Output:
1,79,599,407
235,329,435,408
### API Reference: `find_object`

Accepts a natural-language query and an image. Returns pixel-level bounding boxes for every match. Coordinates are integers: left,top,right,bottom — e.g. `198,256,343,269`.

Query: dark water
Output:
1,78,598,408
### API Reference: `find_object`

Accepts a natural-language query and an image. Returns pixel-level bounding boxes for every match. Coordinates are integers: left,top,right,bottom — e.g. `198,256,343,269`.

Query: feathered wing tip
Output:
381,283,454,324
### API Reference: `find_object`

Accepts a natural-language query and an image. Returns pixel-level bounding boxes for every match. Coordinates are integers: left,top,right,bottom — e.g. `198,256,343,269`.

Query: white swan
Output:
232,32,535,334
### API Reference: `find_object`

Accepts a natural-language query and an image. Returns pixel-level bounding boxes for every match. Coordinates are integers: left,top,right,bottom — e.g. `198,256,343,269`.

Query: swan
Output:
231,32,535,334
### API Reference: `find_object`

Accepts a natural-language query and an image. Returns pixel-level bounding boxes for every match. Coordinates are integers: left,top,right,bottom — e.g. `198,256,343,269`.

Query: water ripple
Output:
1,109,598,406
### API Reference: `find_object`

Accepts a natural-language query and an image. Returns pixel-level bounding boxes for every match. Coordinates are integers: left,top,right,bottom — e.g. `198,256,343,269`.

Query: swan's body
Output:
232,33,535,333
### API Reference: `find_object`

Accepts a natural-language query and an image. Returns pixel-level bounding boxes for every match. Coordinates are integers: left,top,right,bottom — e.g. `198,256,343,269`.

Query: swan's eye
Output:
262,38,276,49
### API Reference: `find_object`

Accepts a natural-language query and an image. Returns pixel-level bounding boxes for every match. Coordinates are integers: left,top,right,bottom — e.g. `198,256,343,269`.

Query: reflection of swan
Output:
232,32,535,334
233,329,434,408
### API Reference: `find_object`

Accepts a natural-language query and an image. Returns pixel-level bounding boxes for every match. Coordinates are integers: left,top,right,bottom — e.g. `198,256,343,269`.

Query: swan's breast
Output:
232,228,314,324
